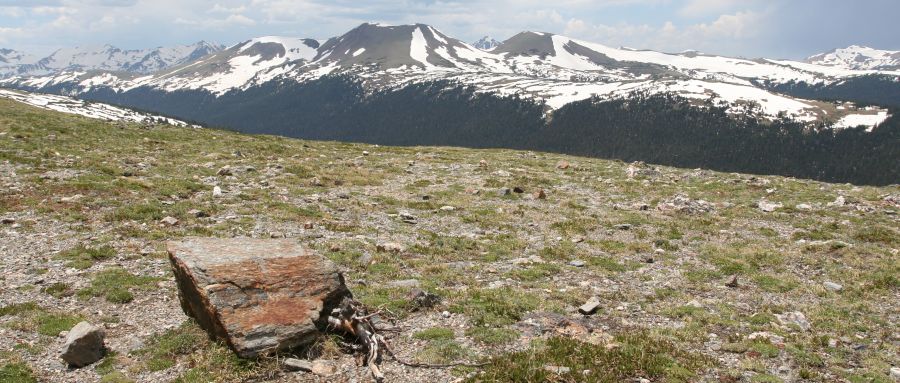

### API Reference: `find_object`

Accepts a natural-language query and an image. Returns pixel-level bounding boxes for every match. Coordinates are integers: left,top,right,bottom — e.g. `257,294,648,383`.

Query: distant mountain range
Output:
1,41,223,77
3,23,897,126
1,22,898,185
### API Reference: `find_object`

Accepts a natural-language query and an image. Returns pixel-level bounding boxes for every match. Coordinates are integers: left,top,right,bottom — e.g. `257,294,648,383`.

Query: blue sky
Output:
1,0,898,59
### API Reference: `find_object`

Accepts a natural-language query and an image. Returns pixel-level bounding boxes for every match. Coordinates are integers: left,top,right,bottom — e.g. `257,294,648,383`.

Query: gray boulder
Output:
60,321,105,367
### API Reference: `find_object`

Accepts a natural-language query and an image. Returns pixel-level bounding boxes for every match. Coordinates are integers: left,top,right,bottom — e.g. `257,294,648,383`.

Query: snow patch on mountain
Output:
410,27,435,70
833,111,890,130
0,88,197,126
807,45,900,71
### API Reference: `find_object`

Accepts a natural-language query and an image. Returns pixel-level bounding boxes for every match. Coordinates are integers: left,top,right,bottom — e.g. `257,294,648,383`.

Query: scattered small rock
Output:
556,160,570,170
439,205,456,211
544,365,571,374
160,216,179,226
399,212,417,224
776,311,811,331
60,321,105,367
512,187,525,193
283,358,335,376
615,223,632,230
376,242,405,253
387,279,420,288
303,221,314,229
758,199,783,212
726,275,739,288
568,260,585,267
59,194,83,203
283,358,313,372
187,209,208,218
578,297,601,315
533,188,546,199
407,288,441,310
657,195,714,214
217,166,233,176
686,299,704,308
828,195,846,207
498,187,511,196
823,281,843,291
212,186,223,197
0,217,14,224
889,367,900,380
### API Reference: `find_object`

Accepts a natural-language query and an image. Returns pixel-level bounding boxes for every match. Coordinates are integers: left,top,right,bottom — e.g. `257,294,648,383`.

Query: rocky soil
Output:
0,98,898,382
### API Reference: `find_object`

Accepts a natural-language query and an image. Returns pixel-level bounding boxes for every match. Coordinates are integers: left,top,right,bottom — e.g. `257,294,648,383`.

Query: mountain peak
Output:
806,45,900,71
472,36,501,51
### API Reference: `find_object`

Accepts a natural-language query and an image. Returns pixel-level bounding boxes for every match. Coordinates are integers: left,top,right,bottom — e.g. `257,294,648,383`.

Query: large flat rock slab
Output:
167,238,350,358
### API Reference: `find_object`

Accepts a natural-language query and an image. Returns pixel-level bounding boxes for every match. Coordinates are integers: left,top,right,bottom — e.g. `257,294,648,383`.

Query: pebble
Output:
544,365,571,374
212,186,223,197
823,281,843,291
758,199,783,212
568,260,585,267
578,297,601,315
160,216,179,226
889,367,900,380
441,311,451,318
387,279,420,288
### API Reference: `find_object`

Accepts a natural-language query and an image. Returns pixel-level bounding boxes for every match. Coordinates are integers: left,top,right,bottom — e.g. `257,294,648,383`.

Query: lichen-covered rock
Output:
167,238,351,358
60,321,105,367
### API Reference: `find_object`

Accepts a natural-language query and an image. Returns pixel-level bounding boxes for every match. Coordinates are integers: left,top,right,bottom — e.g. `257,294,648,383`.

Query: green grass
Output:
453,288,540,327
0,362,37,383
56,244,116,270
42,282,72,298
414,327,455,341
1,302,83,336
471,332,712,382
137,322,207,372
417,339,470,364
466,327,519,345
78,268,162,304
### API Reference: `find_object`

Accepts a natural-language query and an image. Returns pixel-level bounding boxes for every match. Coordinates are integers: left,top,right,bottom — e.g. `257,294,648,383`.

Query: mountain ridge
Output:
2,22,899,128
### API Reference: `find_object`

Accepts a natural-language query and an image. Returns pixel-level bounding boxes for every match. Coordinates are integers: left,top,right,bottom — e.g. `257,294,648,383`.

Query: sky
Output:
1,0,898,59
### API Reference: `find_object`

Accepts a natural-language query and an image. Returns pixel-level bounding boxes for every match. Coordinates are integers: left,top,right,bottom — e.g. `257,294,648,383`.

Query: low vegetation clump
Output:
472,332,712,382
56,244,116,270
77,268,162,304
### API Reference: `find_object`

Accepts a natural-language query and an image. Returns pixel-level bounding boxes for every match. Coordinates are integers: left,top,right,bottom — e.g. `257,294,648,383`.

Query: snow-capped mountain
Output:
3,23,898,128
2,41,223,77
142,36,319,94
472,36,501,51
806,45,900,71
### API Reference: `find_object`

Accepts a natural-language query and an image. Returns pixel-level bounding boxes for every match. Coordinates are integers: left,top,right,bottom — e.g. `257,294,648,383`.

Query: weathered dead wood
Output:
326,297,487,382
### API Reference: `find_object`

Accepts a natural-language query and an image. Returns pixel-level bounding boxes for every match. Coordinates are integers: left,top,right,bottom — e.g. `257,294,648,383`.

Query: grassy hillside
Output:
0,98,897,382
